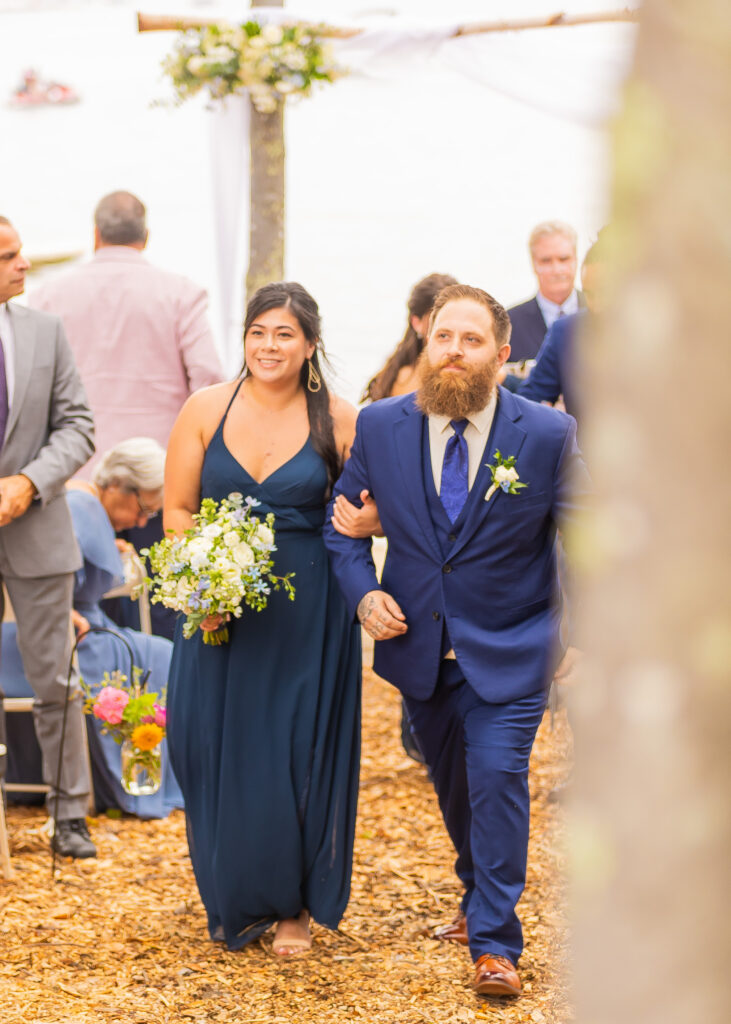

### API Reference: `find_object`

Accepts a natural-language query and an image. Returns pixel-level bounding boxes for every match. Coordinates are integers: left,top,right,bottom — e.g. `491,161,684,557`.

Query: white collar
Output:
536,289,578,319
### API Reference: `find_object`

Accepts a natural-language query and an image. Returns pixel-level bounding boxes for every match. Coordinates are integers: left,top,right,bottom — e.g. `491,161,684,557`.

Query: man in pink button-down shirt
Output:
29,190,225,477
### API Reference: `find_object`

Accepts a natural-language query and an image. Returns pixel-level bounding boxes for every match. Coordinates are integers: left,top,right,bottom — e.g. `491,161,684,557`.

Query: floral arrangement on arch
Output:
161,20,344,113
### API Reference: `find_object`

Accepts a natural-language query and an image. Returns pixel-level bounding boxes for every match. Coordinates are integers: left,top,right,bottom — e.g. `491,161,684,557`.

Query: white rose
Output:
187,537,213,556
254,524,274,547
233,543,255,568
494,465,519,484
222,530,241,548
274,80,296,95
206,45,235,62
187,56,206,74
202,523,223,538
284,51,306,71
261,24,284,45
190,552,210,571
248,35,267,50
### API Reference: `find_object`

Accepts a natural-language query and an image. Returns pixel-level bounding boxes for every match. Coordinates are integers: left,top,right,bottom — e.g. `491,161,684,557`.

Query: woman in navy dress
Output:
164,283,361,955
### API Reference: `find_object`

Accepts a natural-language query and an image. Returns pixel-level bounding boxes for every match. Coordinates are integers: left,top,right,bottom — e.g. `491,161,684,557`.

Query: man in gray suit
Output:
0,216,96,858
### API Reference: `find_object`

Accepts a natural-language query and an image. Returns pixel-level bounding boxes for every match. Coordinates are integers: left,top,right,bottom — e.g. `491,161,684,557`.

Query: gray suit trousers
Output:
0,573,90,819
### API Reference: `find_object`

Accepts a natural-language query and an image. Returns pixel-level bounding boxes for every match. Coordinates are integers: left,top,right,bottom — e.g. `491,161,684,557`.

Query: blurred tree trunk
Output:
572,2,731,1022
246,0,285,299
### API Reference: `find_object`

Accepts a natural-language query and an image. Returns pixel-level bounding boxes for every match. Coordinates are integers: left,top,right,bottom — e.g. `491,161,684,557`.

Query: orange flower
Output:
131,723,164,751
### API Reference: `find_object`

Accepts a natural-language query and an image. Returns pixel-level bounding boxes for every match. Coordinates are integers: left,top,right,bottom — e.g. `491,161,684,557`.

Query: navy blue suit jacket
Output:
508,293,586,364
518,310,584,422
323,388,591,705
507,297,547,363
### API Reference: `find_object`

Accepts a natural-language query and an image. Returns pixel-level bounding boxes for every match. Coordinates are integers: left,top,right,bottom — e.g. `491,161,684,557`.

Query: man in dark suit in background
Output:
518,234,607,426
508,221,583,363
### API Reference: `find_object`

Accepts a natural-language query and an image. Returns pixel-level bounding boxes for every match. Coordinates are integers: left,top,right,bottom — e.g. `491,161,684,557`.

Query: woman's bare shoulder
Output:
329,393,359,455
329,393,358,430
178,379,240,423
390,365,419,396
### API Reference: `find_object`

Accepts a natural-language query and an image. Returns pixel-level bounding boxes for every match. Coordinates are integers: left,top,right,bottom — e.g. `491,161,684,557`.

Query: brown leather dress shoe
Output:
433,912,468,945
473,954,521,997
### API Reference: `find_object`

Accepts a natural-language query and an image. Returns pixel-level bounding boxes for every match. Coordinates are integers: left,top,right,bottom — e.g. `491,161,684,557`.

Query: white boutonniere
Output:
484,450,528,502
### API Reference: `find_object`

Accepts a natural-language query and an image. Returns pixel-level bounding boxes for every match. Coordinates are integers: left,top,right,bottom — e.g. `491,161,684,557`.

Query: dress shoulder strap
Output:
222,377,245,421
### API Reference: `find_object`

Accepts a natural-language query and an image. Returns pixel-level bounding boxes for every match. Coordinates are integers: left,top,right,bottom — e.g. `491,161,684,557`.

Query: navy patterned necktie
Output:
0,325,8,450
439,419,469,523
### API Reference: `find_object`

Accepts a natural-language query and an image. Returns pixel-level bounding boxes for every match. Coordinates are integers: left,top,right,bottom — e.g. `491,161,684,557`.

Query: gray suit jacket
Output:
0,304,95,578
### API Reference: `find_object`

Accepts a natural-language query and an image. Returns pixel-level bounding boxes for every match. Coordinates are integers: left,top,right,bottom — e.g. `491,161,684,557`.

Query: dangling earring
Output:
306,359,322,393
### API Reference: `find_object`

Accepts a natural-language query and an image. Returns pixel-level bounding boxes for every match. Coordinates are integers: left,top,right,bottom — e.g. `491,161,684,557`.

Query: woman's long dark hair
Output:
241,282,341,494
362,273,458,402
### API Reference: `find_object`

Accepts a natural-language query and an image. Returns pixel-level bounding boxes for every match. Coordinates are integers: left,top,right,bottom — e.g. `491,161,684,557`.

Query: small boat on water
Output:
8,69,80,108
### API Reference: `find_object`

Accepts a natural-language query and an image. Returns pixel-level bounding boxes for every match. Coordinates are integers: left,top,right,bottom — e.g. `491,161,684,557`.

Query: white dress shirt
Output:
535,289,579,332
427,390,498,495
0,303,16,412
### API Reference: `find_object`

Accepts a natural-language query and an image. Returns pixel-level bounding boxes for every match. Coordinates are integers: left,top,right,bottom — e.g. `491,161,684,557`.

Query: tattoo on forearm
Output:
357,594,386,638
357,594,376,625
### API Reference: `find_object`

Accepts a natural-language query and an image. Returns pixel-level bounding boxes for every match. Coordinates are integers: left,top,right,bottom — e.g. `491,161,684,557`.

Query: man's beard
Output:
416,351,500,419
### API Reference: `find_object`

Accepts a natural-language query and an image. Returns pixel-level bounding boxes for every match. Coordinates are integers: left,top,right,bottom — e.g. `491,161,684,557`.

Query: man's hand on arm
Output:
357,590,408,641
0,474,37,526
332,490,383,538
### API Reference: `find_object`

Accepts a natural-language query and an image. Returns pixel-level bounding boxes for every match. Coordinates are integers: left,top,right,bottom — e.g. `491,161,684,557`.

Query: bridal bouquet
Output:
143,492,295,645
81,668,166,796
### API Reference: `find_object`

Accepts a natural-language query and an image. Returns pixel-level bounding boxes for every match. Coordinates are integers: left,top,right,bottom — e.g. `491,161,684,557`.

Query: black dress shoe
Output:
51,818,97,859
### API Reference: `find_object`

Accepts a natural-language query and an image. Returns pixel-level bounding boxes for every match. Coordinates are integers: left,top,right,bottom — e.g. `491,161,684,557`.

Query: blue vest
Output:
420,419,494,658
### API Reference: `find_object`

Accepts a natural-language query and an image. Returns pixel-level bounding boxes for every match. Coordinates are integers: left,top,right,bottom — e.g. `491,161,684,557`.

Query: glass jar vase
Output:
120,740,162,796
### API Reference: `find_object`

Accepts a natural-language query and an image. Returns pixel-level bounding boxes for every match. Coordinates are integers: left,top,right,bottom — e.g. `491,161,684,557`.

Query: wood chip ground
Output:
1,649,573,1023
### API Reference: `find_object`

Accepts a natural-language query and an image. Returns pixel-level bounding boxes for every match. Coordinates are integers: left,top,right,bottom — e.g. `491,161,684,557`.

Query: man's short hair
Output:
528,220,577,255
94,191,147,246
428,284,512,348
0,216,12,227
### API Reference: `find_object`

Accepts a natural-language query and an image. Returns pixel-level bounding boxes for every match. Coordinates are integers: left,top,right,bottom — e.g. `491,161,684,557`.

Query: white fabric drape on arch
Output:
207,93,249,374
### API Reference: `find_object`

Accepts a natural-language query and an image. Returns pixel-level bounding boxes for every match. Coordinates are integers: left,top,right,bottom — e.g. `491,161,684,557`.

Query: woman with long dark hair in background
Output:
362,272,457,402
164,283,361,956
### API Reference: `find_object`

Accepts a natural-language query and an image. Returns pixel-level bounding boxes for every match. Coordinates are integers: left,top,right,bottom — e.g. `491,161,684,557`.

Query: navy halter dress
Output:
167,385,361,949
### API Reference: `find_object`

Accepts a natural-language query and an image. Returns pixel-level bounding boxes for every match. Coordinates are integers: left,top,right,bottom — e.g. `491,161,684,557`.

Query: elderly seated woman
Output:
1,438,183,819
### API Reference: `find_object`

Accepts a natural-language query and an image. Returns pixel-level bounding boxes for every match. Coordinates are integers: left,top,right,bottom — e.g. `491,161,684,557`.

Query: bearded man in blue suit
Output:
324,284,590,997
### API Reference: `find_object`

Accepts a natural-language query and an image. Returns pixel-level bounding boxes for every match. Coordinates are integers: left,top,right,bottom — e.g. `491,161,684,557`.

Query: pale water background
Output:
0,0,635,400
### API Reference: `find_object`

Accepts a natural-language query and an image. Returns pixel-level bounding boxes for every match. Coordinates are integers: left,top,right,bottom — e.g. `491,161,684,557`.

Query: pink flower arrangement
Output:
93,686,130,725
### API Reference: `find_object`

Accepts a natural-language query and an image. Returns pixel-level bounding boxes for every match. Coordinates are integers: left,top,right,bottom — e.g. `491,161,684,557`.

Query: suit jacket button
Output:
448,533,457,542
442,564,452,574
433,611,441,621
